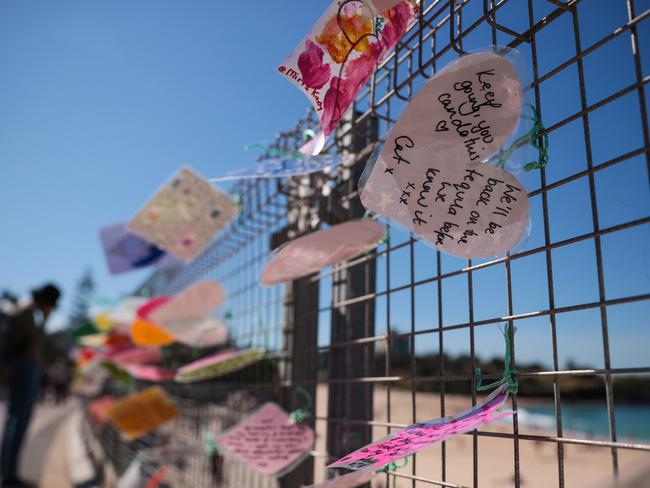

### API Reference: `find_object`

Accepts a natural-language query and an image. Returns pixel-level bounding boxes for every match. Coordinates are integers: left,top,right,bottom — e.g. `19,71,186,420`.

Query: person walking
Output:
0,284,60,488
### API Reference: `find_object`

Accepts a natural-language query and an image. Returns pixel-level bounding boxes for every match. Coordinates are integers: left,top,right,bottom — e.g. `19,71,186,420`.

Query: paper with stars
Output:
128,167,238,262
359,50,530,258
260,220,384,285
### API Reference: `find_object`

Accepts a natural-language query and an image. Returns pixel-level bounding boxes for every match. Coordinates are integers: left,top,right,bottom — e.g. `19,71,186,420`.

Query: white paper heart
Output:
360,51,529,258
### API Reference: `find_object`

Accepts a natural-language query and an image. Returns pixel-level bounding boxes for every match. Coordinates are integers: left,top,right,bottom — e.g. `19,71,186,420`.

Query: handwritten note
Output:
260,220,383,285
328,385,510,470
175,348,264,383
105,387,179,441
306,469,376,488
128,167,238,262
216,402,315,477
360,51,529,258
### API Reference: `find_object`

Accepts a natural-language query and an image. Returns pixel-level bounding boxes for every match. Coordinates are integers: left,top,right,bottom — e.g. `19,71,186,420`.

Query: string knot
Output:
475,323,518,395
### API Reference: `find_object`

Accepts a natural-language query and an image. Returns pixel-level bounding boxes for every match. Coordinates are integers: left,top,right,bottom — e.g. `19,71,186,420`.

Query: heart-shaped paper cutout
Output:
149,281,224,325
260,219,384,285
360,51,529,258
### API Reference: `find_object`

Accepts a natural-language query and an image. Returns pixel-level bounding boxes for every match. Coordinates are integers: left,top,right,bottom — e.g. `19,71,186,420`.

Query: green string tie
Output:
202,429,218,457
494,105,549,172
475,323,518,395
380,458,408,488
289,386,313,425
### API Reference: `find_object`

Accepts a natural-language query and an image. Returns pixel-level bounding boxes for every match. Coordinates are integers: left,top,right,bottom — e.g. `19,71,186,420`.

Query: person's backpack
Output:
0,310,15,366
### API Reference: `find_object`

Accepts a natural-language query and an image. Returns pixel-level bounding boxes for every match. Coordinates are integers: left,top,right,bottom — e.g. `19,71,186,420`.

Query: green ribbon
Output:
380,458,408,488
289,386,313,425
475,323,518,394
494,105,549,172
202,429,218,456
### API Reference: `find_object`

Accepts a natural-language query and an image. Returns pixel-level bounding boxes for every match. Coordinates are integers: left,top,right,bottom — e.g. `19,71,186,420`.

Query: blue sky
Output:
1,1,649,370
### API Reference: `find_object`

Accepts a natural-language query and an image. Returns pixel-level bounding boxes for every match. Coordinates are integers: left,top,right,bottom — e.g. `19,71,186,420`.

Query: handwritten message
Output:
360,51,529,258
216,402,315,477
105,387,179,441
329,386,510,470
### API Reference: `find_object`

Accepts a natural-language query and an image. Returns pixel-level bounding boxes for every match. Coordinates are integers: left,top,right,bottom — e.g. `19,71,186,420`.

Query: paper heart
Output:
149,281,225,325
360,51,529,258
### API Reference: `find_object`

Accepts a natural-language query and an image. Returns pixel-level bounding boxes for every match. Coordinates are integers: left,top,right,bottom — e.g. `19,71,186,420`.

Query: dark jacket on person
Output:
9,306,45,363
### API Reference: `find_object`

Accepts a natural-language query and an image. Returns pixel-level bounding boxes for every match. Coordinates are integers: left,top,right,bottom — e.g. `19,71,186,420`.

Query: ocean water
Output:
517,403,650,442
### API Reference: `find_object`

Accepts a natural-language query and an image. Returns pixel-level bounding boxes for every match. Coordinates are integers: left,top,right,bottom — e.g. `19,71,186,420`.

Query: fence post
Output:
326,113,379,473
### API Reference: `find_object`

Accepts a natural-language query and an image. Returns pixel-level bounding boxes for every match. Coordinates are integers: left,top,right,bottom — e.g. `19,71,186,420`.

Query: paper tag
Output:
105,387,179,441
279,0,417,139
360,51,529,258
260,220,384,285
88,395,116,426
329,386,510,470
149,281,224,324
127,364,176,382
128,167,239,262
306,469,376,488
216,402,315,477
175,349,264,383
100,223,175,275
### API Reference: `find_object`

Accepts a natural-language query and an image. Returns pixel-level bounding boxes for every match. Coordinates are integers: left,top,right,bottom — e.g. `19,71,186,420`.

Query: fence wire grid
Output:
88,0,650,487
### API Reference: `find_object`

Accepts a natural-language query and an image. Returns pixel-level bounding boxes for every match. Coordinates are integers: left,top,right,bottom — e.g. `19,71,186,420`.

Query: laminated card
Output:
359,51,529,258
216,402,315,477
106,387,179,440
128,167,238,262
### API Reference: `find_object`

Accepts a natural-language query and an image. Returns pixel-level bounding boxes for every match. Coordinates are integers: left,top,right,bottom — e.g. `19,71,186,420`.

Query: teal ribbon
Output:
494,105,549,172
475,323,518,394
289,386,313,425
202,429,218,456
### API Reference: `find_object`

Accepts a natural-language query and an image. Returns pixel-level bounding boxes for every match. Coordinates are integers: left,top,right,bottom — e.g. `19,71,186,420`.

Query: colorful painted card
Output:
260,219,383,285
175,348,264,383
128,167,239,262
328,385,510,470
126,364,176,383
359,50,530,258
109,297,149,326
215,402,315,477
100,223,176,275
279,0,417,143
89,395,116,426
307,469,376,488
106,387,179,441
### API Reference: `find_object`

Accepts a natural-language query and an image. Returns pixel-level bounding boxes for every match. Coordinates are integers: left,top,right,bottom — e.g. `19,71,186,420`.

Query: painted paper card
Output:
216,402,315,477
279,0,417,140
128,167,239,262
359,50,530,258
127,364,176,382
131,297,176,347
328,385,510,470
175,348,264,383
99,223,176,275
106,387,179,441
89,395,116,426
211,153,353,181
306,469,376,488
261,219,383,285
109,297,149,326
148,281,225,325
147,281,228,348
108,347,162,367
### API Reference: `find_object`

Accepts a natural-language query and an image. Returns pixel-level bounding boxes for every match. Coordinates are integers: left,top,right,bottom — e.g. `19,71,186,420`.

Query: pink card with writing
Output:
328,385,510,470
216,402,315,477
279,1,417,141
360,51,530,258
260,220,383,285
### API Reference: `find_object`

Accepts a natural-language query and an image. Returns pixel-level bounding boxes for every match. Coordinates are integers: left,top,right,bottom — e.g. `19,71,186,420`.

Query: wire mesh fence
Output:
85,0,650,486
